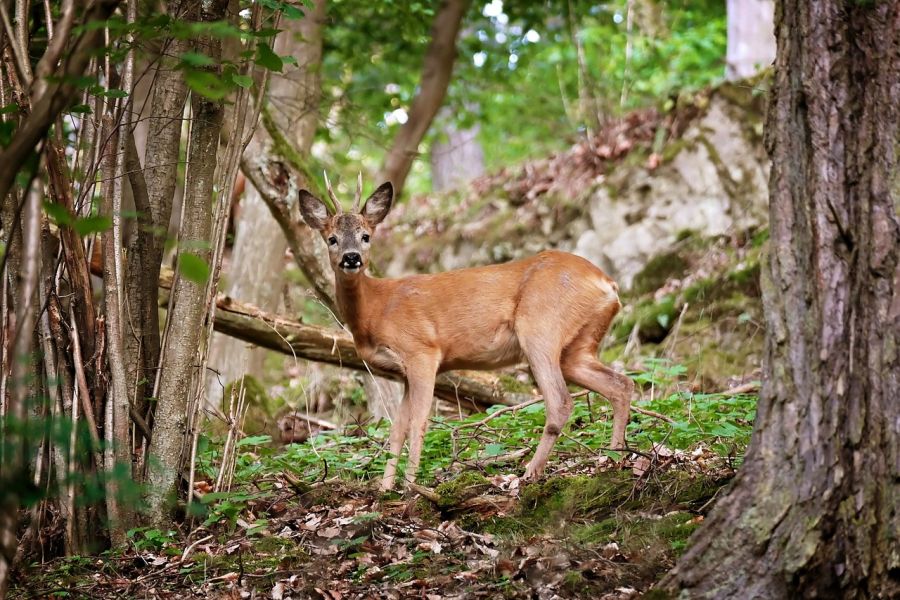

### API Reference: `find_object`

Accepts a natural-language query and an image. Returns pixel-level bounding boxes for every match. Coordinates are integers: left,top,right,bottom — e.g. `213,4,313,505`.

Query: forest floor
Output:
15,221,765,599
15,360,757,600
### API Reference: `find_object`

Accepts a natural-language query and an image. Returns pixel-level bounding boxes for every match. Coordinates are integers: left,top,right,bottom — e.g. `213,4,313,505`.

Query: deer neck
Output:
334,272,378,340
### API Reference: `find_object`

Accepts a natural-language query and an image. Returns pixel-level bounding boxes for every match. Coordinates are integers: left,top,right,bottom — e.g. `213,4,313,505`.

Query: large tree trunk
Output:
725,0,775,80
378,0,470,197
660,2,900,598
145,0,228,525
430,111,484,192
207,0,325,410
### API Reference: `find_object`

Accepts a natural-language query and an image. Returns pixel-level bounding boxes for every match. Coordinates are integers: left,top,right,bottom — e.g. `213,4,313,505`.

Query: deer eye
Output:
361,233,370,243
328,236,338,246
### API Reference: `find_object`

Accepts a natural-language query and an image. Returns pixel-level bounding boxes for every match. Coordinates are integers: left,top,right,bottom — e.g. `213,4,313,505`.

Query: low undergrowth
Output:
17,360,757,599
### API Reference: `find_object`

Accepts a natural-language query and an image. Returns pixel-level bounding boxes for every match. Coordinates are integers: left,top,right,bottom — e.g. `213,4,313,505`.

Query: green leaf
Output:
237,434,272,447
72,215,112,236
484,443,505,457
103,89,129,99
231,73,253,88
68,104,92,114
178,253,210,284
254,42,283,72
43,202,74,226
184,70,231,100
180,51,216,67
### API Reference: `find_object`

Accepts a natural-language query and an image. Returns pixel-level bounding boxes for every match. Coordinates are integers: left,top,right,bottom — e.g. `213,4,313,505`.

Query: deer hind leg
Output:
380,382,410,491
522,350,573,481
562,344,633,449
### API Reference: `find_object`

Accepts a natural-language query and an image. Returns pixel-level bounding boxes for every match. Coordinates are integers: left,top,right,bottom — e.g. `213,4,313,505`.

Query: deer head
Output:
298,173,394,276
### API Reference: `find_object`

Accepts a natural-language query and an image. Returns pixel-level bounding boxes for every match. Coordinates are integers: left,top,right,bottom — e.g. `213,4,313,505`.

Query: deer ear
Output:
298,190,329,230
361,182,393,227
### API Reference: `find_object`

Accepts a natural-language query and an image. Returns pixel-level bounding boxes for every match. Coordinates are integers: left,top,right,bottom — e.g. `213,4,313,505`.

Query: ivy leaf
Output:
178,253,210,284
254,42,283,72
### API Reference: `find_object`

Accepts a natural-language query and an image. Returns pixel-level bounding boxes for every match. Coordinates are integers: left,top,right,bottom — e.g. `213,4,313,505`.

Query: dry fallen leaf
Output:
632,455,651,477
317,526,341,539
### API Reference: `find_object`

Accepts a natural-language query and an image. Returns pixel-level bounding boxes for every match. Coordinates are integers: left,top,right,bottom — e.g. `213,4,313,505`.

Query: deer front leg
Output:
380,383,410,491
402,357,439,488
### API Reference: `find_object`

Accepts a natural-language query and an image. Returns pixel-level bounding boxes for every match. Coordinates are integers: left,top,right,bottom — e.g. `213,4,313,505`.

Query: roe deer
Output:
298,175,633,490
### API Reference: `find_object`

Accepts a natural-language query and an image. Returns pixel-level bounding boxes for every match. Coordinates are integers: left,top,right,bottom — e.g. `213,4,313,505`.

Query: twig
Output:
407,482,441,503
632,405,675,423
720,381,760,396
178,534,213,564
283,412,337,430
456,390,590,431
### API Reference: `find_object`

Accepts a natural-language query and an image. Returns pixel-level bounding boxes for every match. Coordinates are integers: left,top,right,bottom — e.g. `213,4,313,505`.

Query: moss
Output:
498,373,534,395
660,137,695,164
485,470,729,542
631,251,690,296
434,471,491,510
675,228,697,242
613,295,678,344
751,227,770,248
260,107,322,199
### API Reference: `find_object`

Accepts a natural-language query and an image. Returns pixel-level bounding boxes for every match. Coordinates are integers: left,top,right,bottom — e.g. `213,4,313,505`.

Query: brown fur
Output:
298,182,633,490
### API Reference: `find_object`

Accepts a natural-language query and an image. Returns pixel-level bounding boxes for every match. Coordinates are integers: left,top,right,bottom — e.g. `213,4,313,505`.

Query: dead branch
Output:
633,405,676,423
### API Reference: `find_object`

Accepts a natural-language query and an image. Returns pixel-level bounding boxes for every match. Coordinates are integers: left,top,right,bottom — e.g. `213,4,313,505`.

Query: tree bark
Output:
660,2,900,598
0,182,41,599
145,0,228,525
378,0,470,197
0,0,121,203
430,117,485,192
208,0,326,409
137,0,192,428
725,0,775,80
241,152,336,310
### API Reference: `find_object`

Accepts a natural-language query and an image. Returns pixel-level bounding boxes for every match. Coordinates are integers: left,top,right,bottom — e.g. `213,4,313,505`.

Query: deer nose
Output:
340,252,362,269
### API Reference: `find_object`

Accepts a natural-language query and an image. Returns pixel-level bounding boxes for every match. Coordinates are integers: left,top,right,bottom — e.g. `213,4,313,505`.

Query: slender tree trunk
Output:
146,0,228,525
0,183,41,599
659,2,900,598
725,0,775,80
99,114,131,546
137,0,192,436
378,0,470,197
208,0,326,409
0,0,121,203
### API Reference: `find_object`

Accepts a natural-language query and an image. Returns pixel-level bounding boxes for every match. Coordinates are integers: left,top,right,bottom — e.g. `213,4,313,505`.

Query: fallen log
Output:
150,270,530,410
202,294,531,409
91,256,531,410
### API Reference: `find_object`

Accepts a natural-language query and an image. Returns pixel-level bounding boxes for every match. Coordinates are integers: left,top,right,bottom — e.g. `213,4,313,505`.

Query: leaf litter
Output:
21,442,737,599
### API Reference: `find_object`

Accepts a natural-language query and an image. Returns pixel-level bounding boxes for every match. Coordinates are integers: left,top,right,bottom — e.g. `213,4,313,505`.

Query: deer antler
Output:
352,172,363,212
323,170,342,214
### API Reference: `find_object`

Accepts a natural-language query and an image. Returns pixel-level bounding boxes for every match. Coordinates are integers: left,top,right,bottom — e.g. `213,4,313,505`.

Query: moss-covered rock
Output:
631,251,690,296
